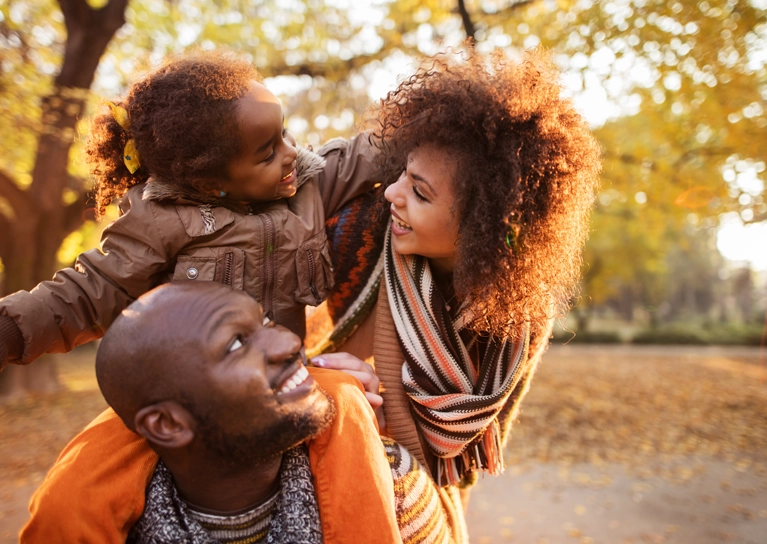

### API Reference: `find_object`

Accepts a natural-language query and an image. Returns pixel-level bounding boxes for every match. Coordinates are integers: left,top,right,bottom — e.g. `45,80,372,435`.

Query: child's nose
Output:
283,139,298,164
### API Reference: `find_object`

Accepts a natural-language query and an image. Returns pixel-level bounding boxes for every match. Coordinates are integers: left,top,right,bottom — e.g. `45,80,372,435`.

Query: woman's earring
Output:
219,190,227,198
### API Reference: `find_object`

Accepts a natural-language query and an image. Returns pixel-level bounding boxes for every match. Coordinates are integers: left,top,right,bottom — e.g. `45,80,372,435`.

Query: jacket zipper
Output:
222,252,233,286
260,215,275,318
306,249,322,305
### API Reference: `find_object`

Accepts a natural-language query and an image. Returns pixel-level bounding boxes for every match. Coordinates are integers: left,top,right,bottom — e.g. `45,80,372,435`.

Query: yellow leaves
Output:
674,186,717,209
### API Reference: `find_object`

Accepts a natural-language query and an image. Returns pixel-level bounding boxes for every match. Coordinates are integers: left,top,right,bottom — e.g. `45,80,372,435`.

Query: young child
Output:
0,51,379,368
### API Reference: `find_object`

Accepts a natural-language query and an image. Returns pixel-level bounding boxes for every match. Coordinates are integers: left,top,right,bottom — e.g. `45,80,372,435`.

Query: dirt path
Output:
1,344,765,542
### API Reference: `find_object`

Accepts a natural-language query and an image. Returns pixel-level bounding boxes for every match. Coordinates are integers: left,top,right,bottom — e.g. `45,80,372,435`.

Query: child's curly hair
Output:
86,51,261,218
371,48,601,339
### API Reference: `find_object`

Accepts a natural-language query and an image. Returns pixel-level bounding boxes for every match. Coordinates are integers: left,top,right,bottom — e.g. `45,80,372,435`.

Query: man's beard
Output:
194,389,336,468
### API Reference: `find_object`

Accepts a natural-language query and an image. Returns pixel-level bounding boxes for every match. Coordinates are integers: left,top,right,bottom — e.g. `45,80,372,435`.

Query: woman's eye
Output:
412,185,428,201
228,337,244,353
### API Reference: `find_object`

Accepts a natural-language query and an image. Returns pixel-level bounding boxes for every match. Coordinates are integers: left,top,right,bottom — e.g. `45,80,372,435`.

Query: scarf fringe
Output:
436,420,505,487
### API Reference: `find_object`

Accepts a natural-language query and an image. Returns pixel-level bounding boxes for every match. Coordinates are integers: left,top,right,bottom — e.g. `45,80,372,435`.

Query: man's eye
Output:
228,337,244,353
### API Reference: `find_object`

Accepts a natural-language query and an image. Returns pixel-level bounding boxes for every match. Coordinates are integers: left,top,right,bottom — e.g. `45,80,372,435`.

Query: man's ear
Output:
134,401,195,449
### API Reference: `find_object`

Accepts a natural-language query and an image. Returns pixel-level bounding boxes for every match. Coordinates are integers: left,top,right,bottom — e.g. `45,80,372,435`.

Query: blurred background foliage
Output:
0,0,765,347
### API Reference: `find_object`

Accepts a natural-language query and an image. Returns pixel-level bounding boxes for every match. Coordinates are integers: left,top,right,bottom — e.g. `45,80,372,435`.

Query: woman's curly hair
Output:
85,50,260,218
371,48,601,339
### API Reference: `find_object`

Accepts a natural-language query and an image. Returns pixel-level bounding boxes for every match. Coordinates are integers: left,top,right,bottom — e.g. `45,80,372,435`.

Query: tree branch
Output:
495,0,537,15
456,0,476,40
260,48,400,79
63,178,94,233
673,146,736,169
744,211,767,224
0,213,10,261
0,170,34,218
602,151,658,171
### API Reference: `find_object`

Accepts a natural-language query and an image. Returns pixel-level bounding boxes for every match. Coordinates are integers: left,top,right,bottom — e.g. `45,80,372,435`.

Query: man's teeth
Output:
278,365,309,394
394,217,412,230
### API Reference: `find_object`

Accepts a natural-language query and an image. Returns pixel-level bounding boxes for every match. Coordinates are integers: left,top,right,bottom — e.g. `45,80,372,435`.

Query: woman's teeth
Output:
277,365,309,394
281,170,295,181
394,217,412,230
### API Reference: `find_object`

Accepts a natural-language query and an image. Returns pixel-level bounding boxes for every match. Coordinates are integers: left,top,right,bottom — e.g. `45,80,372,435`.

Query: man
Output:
22,283,458,543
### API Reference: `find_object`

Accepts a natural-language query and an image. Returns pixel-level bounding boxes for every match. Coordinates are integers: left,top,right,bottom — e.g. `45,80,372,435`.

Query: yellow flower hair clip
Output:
107,101,141,174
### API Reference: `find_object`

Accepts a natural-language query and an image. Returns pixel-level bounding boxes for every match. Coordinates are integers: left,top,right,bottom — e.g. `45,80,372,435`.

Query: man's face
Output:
168,288,333,466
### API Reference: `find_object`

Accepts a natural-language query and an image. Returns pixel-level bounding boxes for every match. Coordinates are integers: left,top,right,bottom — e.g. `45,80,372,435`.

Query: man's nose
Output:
260,327,302,365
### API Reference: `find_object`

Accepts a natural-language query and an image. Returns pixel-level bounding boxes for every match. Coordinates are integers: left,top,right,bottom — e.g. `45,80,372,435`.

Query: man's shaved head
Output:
96,282,231,428
96,281,332,467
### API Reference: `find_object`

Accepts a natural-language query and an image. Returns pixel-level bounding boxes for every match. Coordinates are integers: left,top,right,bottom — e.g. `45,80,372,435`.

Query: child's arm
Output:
0,185,182,365
315,133,382,218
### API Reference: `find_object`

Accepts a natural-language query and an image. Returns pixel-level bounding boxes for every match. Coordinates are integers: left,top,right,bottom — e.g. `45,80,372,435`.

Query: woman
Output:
313,46,601,514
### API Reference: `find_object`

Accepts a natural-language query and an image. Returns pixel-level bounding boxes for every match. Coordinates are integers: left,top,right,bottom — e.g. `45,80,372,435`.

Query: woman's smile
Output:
391,209,413,233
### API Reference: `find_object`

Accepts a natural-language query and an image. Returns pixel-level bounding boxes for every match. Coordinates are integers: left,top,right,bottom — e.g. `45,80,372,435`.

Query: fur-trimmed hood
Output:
141,147,326,213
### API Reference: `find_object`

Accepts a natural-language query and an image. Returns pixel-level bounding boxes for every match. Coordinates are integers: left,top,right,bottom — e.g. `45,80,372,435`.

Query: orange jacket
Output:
21,368,401,544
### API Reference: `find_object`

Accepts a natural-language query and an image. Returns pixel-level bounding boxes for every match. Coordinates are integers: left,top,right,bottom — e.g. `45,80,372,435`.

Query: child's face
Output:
223,82,298,202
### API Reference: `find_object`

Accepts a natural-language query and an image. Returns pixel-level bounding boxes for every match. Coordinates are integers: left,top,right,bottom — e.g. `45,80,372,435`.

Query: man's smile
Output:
272,356,313,399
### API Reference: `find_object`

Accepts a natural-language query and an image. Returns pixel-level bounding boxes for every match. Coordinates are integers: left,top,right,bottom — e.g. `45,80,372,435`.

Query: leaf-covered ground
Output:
467,344,767,543
1,344,765,543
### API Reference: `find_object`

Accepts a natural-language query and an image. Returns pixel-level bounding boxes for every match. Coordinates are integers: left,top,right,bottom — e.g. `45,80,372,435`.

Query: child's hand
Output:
311,353,386,432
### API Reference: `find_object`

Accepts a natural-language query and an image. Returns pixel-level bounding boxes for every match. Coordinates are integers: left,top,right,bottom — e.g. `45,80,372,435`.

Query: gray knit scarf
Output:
127,444,322,544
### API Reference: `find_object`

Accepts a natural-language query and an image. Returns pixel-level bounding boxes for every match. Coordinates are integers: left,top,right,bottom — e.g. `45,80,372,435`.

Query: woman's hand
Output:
311,353,386,432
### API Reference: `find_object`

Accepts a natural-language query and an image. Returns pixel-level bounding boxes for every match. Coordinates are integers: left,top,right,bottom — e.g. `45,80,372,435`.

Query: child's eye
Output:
228,336,244,353
412,185,428,201
262,149,276,163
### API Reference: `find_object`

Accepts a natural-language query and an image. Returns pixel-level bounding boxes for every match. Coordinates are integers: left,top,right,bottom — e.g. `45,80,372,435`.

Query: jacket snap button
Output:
186,267,199,280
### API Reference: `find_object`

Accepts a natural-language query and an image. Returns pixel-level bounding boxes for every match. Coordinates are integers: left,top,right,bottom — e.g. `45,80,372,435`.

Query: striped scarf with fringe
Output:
384,226,529,487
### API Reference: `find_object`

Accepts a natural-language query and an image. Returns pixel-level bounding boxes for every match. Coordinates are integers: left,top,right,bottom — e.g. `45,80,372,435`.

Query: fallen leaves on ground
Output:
0,348,106,488
506,345,767,477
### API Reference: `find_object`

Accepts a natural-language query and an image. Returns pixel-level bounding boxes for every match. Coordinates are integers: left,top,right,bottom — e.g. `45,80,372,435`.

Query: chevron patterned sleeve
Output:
382,438,456,544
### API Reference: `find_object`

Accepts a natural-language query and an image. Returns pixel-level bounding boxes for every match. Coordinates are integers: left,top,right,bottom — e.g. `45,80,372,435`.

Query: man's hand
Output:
311,353,386,432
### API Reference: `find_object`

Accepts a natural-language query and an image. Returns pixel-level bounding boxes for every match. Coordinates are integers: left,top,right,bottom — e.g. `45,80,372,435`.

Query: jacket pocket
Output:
294,231,335,306
172,247,245,290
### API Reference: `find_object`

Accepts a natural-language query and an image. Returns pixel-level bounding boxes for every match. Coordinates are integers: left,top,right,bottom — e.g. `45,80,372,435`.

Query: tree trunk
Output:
0,0,128,399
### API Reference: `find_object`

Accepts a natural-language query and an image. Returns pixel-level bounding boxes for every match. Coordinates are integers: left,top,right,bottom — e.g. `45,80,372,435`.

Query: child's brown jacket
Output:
0,135,380,364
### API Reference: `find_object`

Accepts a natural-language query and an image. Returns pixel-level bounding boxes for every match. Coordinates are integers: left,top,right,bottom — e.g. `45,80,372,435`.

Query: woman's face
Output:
384,144,460,274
